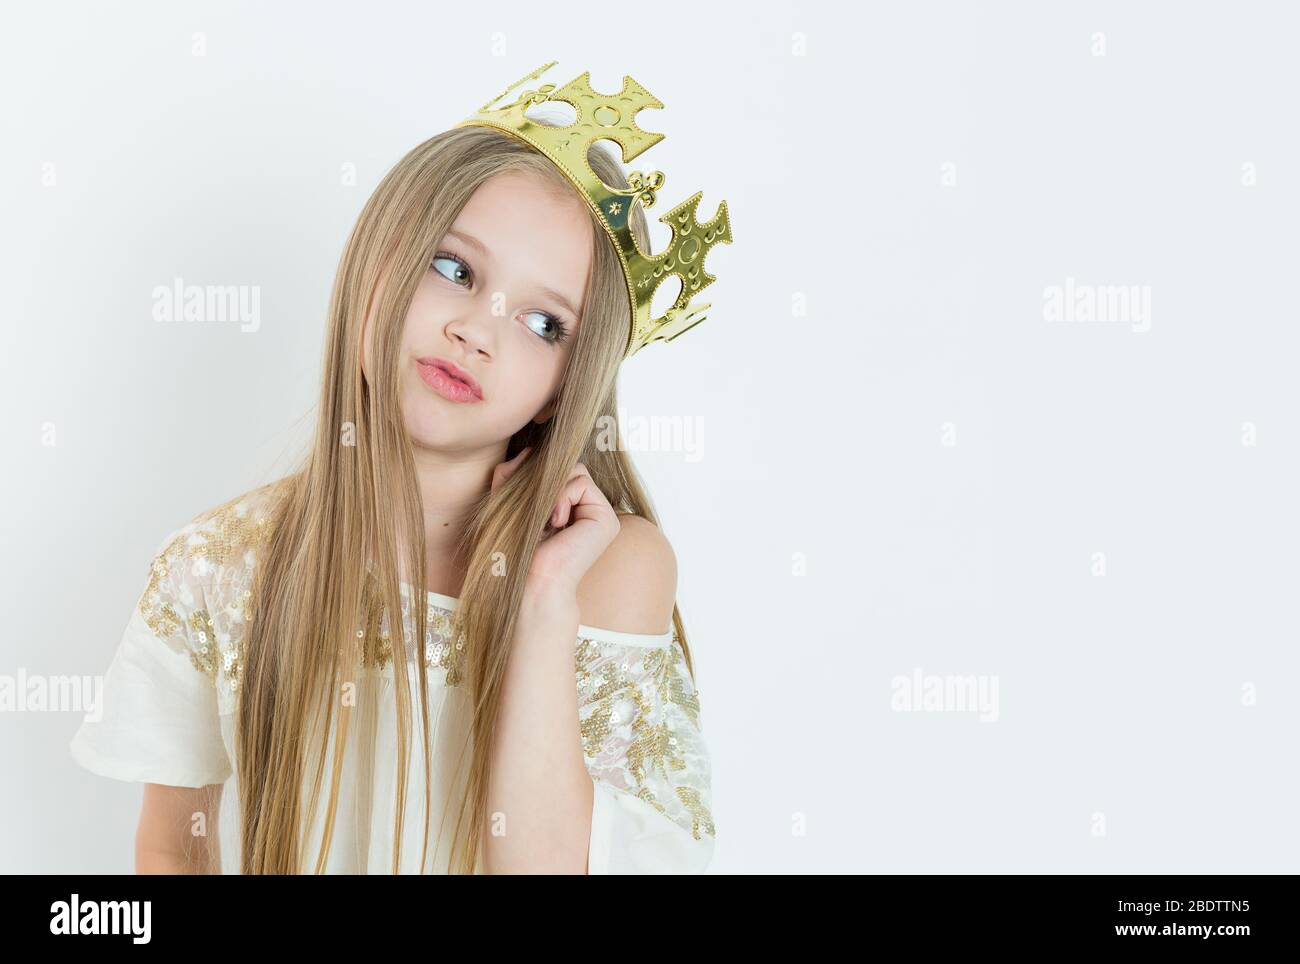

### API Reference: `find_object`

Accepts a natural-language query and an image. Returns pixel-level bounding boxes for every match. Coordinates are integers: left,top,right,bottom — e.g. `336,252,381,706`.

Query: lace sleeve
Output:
69,526,232,788
575,625,715,873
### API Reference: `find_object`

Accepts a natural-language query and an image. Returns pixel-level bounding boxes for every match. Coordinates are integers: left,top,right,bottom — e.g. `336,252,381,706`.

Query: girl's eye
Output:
431,253,471,287
431,251,571,347
522,310,570,346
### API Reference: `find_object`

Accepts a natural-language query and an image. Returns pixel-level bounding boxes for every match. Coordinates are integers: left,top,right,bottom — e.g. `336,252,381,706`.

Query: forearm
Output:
135,824,221,873
136,784,223,874
482,589,594,874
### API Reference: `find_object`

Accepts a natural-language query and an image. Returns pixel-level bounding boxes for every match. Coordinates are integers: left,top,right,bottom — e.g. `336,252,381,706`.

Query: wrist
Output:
520,581,580,627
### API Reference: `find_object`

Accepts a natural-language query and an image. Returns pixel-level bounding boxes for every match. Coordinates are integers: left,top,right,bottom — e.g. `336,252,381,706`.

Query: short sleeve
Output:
69,527,233,788
575,625,716,874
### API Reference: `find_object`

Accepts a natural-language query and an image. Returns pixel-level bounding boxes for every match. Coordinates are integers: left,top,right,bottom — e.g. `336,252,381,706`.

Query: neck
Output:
398,439,508,596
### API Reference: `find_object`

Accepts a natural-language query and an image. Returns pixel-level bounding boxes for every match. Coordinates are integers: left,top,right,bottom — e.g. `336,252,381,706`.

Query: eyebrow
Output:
444,228,582,320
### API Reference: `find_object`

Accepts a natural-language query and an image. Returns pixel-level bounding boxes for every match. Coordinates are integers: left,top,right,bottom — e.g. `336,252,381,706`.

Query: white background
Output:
3,0,1297,873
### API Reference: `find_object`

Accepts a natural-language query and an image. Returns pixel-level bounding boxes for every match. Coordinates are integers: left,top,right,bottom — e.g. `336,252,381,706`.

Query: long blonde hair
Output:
236,123,696,874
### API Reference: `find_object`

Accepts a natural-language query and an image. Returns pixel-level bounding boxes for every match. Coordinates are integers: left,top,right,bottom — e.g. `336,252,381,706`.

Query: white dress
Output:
68,482,715,874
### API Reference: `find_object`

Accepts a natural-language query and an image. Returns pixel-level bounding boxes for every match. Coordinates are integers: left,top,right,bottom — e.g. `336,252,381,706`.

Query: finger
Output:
550,475,585,530
547,462,587,527
491,446,532,493
549,483,571,529
550,472,611,530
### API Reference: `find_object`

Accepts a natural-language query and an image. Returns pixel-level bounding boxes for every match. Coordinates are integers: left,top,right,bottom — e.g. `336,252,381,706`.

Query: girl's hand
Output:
491,447,621,605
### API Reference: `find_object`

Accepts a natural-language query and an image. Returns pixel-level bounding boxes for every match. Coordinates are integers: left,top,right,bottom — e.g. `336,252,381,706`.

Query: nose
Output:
444,311,495,359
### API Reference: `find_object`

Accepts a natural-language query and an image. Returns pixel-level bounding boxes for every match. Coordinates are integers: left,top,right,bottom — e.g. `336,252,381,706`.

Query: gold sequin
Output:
137,480,290,692
356,572,468,685
574,635,716,840
186,609,219,677
140,557,184,642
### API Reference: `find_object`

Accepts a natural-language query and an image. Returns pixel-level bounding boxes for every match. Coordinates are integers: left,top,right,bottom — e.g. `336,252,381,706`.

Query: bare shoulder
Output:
575,513,678,636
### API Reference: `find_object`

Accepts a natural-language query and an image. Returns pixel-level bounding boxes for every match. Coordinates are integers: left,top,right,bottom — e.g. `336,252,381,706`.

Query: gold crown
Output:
454,60,733,360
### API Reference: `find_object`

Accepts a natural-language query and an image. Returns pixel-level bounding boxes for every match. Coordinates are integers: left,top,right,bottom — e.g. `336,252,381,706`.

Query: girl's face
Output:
362,170,593,453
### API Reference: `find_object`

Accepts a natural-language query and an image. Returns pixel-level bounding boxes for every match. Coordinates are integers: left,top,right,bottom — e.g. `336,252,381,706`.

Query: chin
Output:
402,407,465,447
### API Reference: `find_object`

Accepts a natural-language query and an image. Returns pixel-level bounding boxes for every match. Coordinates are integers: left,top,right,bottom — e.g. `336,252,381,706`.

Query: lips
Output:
416,357,484,403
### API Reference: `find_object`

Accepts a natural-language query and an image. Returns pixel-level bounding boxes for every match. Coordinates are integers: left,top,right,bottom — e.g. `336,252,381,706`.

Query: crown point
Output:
457,63,731,361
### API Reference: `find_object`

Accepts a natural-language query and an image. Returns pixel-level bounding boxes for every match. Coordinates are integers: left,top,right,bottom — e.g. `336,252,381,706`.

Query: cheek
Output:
507,348,562,395
406,272,443,323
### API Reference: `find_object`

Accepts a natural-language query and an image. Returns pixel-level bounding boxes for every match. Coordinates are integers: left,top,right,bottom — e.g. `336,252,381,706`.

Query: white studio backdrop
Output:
2,1,1297,873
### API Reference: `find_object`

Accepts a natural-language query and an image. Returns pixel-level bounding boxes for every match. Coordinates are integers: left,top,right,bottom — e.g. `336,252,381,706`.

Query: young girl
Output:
69,62,730,875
